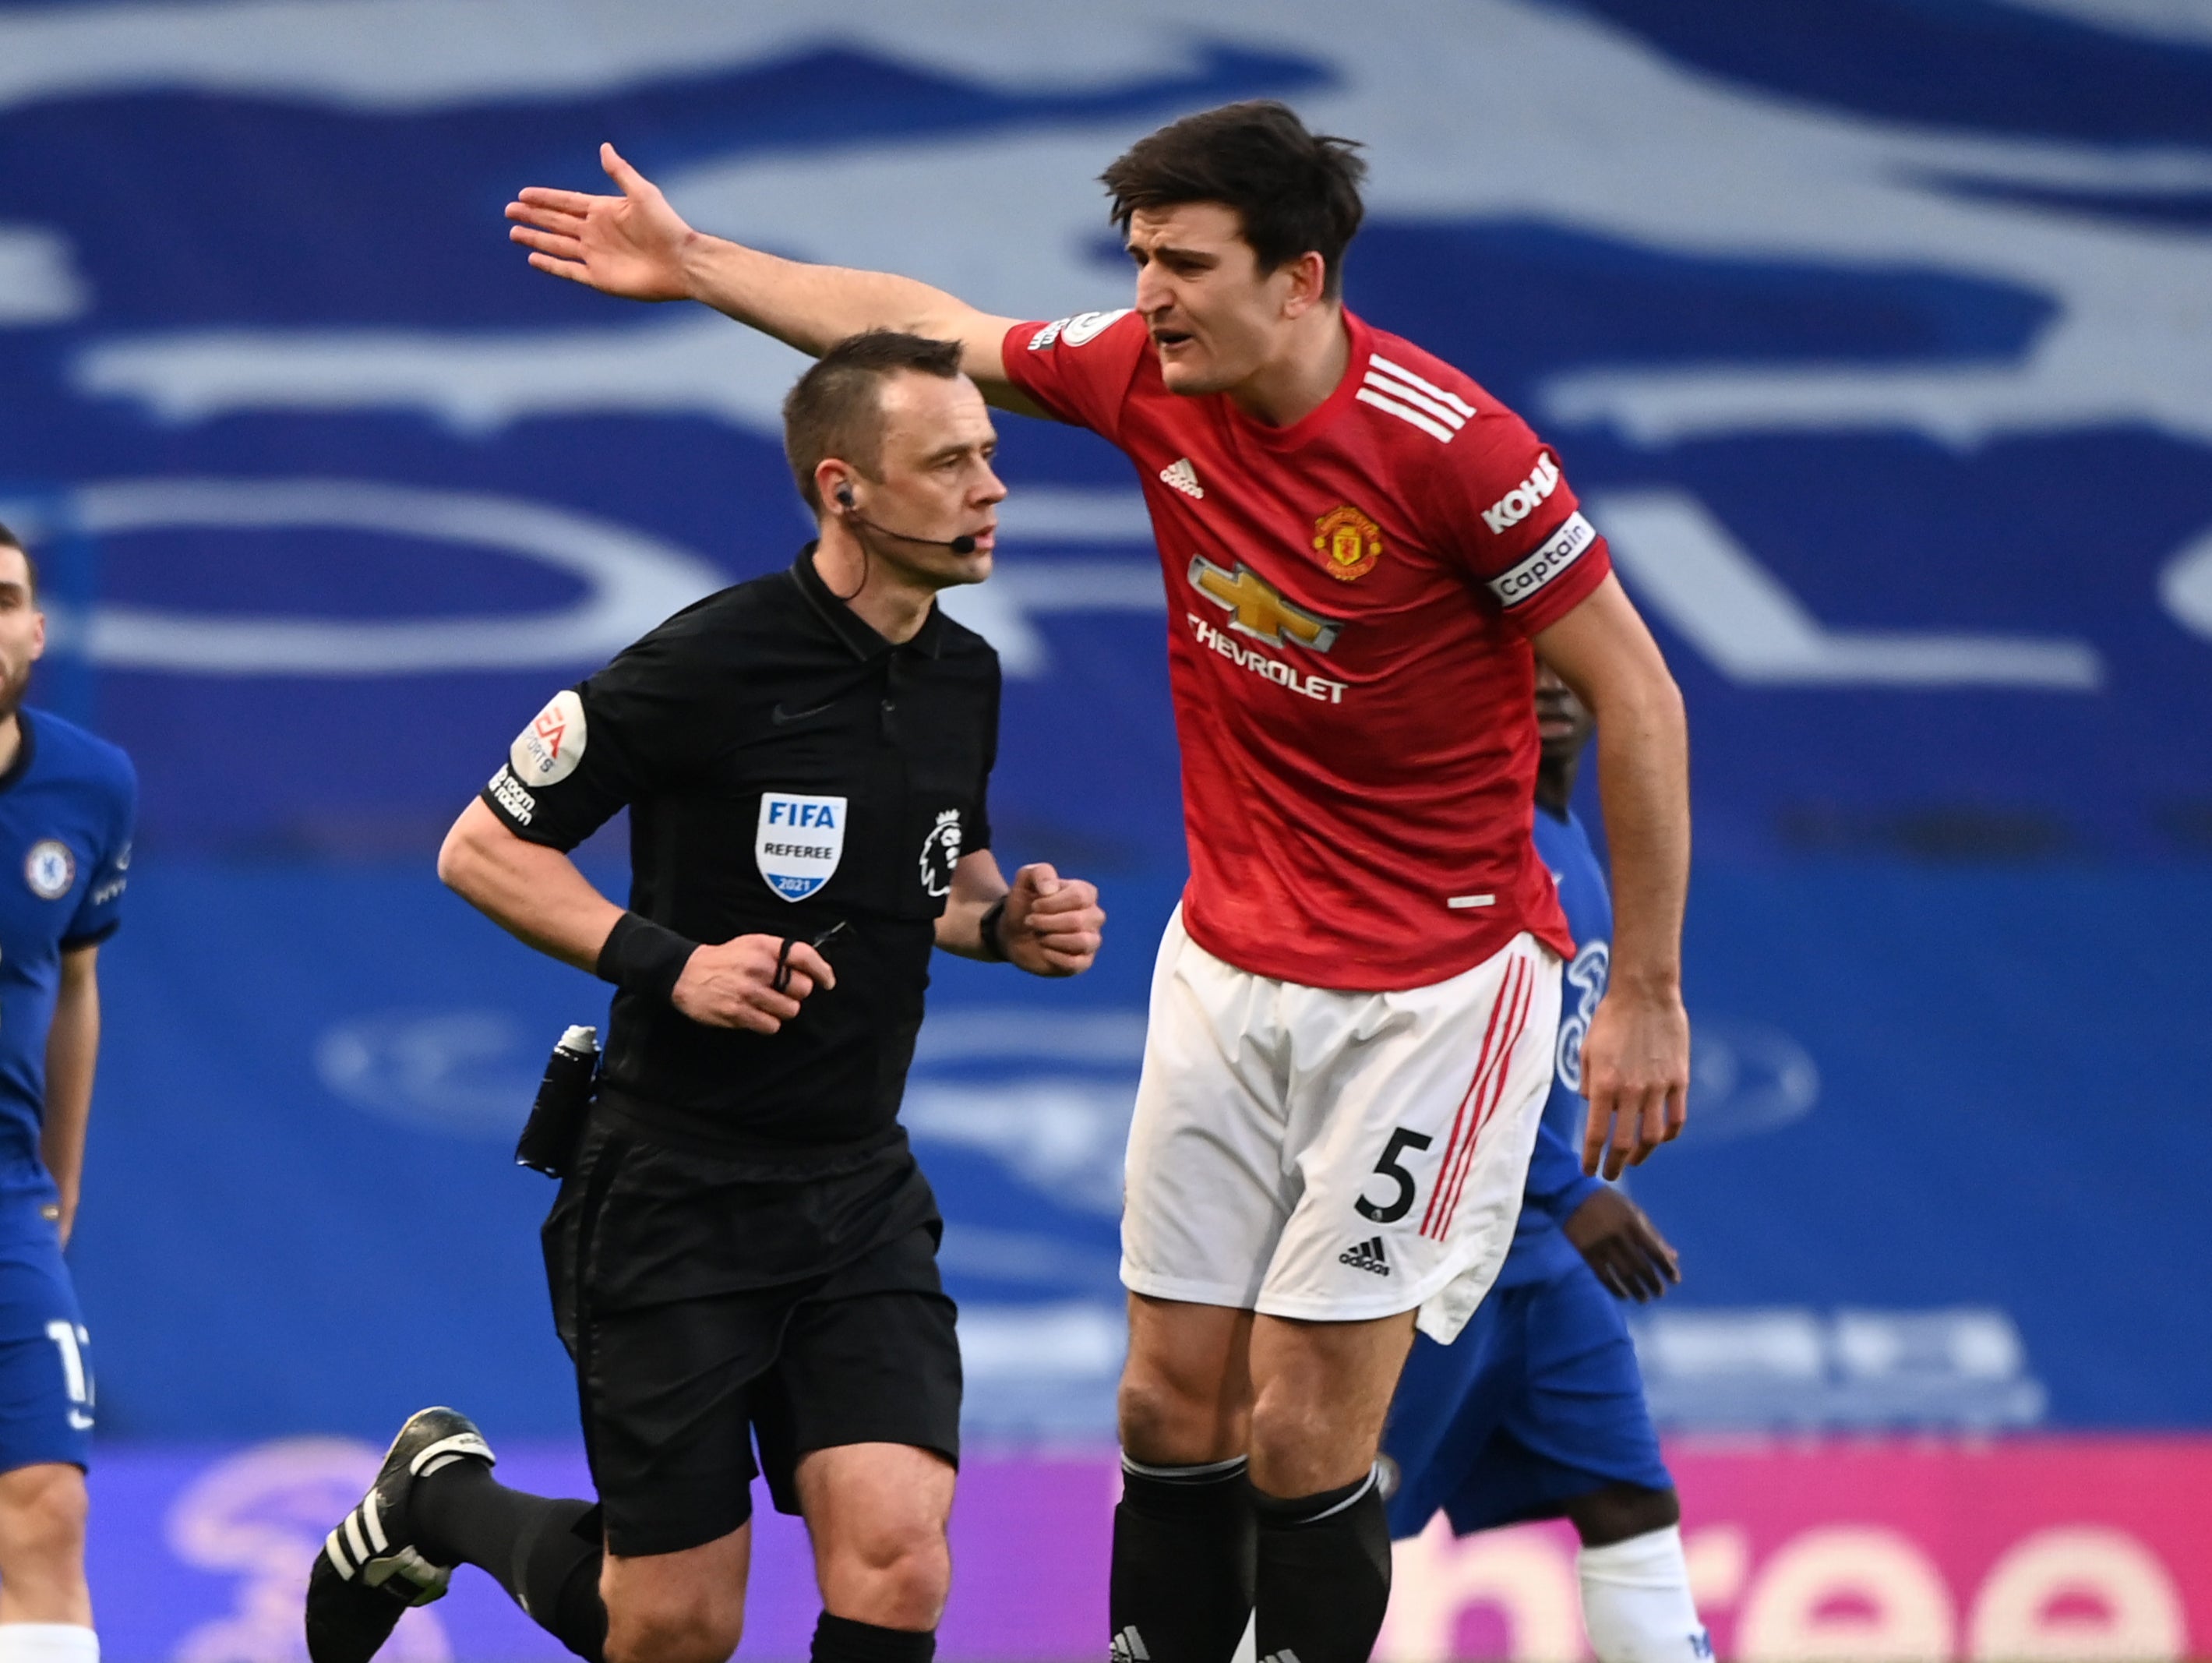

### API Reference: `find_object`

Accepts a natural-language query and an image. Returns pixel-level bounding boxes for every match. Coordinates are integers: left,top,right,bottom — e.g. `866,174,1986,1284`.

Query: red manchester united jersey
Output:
1003,308,1607,990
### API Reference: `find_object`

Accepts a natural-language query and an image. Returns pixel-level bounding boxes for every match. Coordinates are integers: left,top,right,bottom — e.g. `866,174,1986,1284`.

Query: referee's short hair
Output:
1102,101,1367,300
784,331,965,514
0,522,36,600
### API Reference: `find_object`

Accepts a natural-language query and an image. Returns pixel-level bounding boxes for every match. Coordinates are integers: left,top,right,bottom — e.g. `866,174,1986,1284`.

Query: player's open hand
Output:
1000,863,1103,977
1563,1186,1681,1302
671,933,835,1033
1579,987,1690,1179
506,143,694,301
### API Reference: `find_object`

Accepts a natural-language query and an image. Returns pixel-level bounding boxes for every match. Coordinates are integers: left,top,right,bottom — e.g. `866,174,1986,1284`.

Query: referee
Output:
302,332,1106,1663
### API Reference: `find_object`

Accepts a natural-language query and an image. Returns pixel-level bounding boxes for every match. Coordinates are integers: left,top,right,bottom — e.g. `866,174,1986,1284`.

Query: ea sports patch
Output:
24,839,74,901
510,690,585,789
1060,309,1130,347
1309,504,1383,582
757,792,847,902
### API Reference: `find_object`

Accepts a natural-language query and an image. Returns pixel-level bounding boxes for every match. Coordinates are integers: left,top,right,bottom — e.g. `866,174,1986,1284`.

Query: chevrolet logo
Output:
1187,556,1342,652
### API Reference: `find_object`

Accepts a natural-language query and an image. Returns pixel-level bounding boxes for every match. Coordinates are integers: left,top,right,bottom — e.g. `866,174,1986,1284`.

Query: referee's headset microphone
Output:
833,482,979,571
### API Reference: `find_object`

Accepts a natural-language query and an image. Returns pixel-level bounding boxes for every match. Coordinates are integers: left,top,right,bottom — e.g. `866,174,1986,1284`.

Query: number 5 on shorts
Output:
1356,1128,1434,1224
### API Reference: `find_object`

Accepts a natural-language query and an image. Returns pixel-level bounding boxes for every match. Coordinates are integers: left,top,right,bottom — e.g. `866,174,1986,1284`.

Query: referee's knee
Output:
825,1524,951,1629
602,1589,744,1663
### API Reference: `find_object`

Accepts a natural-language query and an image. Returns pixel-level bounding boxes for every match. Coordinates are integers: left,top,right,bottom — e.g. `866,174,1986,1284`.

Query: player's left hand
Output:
1000,863,1104,976
1563,1186,1681,1302
1579,987,1690,1179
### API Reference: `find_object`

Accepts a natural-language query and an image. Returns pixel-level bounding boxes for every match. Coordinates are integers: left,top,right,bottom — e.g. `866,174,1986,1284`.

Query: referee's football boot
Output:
305,1406,496,1663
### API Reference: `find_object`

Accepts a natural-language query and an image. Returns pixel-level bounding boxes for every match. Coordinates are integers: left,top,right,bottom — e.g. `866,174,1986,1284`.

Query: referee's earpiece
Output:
829,481,870,603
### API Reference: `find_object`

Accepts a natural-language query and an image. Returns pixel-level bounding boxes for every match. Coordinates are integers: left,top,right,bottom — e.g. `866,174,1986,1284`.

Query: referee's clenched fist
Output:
997,863,1104,976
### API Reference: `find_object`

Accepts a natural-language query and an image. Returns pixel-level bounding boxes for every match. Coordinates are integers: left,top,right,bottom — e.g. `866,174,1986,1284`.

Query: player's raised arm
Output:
1533,575,1692,1181
506,143,1046,417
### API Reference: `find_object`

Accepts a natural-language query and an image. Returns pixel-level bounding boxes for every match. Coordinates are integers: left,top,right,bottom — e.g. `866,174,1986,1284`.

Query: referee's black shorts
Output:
544,1114,961,1559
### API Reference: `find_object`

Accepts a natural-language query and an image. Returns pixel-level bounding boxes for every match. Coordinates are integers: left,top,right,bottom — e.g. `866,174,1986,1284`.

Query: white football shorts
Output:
1121,907,1561,1343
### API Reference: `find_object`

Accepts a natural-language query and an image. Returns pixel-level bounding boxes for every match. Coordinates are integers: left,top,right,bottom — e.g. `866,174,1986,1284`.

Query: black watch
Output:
976,895,1011,962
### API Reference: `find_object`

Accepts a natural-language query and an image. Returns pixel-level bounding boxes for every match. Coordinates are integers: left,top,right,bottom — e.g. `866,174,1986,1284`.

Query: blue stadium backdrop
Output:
0,0,2208,1574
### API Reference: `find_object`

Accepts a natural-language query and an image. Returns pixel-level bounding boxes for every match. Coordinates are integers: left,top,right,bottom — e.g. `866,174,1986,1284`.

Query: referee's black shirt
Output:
482,546,1000,1160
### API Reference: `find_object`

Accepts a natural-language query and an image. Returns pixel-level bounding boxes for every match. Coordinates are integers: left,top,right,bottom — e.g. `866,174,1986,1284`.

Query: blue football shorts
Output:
0,1203,93,1474
1383,1255,1671,1538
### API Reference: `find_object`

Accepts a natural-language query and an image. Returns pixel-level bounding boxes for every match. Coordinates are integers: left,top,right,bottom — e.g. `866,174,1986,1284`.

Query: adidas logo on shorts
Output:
1110,1625,1151,1662
1339,1236,1391,1276
1159,457,1205,499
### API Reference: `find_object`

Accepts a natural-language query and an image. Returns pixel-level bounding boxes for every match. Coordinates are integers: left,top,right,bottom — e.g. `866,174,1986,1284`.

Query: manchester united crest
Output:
1310,505,1383,581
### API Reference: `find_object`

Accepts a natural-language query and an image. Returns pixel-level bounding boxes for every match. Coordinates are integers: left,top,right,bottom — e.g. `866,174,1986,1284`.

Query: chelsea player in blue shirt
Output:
1379,667,1708,1663
0,524,135,1663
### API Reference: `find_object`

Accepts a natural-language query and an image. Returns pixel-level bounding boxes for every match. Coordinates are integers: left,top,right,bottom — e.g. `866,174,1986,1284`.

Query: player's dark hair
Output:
0,522,35,600
1101,101,1367,300
783,331,966,514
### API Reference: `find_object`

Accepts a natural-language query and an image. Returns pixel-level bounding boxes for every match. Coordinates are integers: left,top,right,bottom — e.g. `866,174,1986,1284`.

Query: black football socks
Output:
1250,1465,1392,1663
1110,1454,1257,1663
411,1460,608,1662
811,1612,935,1663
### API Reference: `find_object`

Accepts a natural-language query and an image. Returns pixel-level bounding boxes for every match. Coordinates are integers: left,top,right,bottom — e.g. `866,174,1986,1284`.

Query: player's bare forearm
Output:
1536,577,1688,986
41,945,100,1245
507,145,1045,416
437,796,624,975
1587,680,1689,998
683,241,1049,416
1535,574,1692,1175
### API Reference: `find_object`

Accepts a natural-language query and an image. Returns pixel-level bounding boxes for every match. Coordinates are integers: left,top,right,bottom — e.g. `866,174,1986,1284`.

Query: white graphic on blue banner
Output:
1632,1306,2048,1433
13,478,723,676
168,1439,452,1663
40,0,2212,461
315,1009,537,1138
756,793,846,902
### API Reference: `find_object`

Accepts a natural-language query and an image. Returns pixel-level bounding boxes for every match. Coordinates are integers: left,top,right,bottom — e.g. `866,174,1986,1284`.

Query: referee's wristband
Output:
595,912,697,1004
976,895,1011,962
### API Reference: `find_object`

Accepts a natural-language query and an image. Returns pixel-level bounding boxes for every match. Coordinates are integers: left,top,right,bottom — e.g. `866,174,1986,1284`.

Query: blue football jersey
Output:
1535,804,1612,1149
0,710,136,1202
1495,804,1611,1288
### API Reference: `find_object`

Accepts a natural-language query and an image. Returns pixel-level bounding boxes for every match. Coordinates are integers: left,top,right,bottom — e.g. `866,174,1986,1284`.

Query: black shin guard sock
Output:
1110,1456,1255,1663
811,1612,936,1663
413,1462,608,1661
529,1508,609,1663
1250,1467,1392,1663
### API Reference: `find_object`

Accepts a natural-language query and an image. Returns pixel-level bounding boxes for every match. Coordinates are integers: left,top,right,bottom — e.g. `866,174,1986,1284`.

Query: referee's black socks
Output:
1110,1454,1256,1663
811,1613,934,1663
413,1461,608,1662
1250,1465,1392,1663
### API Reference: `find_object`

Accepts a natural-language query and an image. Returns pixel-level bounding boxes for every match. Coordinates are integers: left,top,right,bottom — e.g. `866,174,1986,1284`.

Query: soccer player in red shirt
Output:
508,100,1689,1663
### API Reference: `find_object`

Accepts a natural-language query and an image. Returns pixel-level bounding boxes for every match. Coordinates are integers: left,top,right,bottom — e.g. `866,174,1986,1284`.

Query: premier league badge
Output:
756,793,847,902
918,808,962,899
